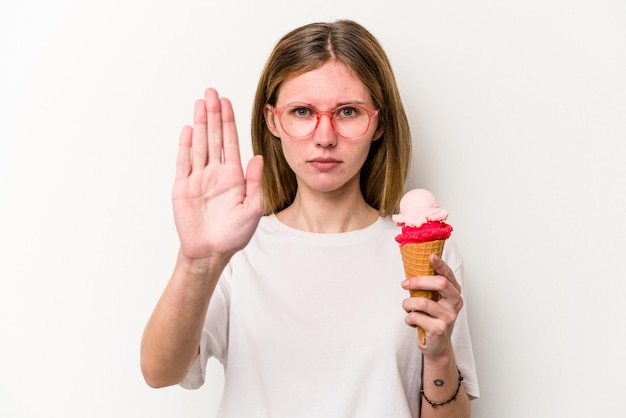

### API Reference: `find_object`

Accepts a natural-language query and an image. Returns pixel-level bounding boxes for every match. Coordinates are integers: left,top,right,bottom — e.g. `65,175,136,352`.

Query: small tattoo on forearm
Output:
434,379,445,387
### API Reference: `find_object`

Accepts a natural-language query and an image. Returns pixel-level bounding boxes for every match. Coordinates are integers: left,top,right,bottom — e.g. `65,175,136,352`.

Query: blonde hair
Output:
251,20,411,216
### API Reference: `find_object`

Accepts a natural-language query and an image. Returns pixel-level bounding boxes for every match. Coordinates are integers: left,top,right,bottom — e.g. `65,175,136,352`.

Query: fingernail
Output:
402,280,409,288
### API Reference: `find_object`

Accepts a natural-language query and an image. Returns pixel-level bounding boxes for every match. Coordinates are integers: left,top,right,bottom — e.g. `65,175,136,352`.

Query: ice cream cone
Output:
399,239,445,345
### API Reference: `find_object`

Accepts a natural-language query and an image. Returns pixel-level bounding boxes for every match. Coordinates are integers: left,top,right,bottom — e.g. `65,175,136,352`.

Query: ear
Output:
264,105,281,137
372,125,384,141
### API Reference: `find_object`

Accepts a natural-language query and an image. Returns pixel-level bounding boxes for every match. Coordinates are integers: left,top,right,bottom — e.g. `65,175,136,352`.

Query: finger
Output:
403,295,457,319
219,97,242,167
404,309,433,330
205,88,224,163
244,155,264,214
191,99,209,168
403,297,457,333
405,311,449,344
402,295,431,313
430,254,461,293
402,276,444,292
402,275,462,312
175,125,193,180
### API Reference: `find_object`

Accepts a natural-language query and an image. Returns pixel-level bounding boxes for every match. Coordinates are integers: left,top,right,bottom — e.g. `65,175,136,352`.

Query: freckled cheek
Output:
280,143,305,170
353,144,372,165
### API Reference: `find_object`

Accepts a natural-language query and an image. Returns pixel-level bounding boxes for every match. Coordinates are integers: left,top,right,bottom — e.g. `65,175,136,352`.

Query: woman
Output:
141,20,479,417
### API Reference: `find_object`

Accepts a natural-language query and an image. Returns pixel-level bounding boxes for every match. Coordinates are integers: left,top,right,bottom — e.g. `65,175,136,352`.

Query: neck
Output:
277,188,379,233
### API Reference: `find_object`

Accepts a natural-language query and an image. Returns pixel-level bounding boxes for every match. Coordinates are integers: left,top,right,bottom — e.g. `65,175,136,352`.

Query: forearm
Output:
140,250,228,388
420,351,471,418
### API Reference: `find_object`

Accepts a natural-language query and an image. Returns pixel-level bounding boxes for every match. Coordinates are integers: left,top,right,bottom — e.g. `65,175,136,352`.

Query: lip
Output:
308,157,342,170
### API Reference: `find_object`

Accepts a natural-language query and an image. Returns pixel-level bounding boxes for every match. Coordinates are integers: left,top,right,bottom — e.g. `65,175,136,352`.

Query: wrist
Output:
422,345,455,369
176,249,231,278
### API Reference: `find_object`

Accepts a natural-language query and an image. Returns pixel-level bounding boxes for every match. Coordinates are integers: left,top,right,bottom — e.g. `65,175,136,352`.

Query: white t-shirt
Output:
182,215,479,417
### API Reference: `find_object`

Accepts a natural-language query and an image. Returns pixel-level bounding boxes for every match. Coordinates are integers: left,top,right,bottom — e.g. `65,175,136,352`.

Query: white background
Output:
1,1,625,417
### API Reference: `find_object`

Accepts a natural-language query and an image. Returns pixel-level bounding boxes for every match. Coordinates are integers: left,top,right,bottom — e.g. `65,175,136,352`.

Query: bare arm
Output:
140,88,263,388
402,254,473,417
420,352,471,417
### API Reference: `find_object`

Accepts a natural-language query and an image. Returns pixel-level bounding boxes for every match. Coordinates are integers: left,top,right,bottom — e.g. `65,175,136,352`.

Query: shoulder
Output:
375,215,401,238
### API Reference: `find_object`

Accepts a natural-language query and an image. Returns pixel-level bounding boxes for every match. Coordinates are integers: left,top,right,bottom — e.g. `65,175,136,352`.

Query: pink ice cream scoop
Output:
392,188,449,228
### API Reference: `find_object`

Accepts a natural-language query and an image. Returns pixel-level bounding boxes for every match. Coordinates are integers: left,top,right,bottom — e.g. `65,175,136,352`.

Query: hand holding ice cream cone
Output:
393,189,453,345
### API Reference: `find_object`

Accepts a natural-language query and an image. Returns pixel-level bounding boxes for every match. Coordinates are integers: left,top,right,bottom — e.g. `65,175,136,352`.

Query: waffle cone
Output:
399,239,446,344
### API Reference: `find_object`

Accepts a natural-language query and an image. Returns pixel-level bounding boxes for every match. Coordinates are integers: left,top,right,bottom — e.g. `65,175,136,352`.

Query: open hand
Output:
172,88,264,264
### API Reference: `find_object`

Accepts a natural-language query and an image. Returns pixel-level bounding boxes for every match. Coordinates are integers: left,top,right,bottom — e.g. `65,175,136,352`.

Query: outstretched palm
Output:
172,88,264,262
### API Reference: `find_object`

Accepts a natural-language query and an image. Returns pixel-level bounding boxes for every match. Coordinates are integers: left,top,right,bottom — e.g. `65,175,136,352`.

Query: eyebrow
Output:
279,101,370,108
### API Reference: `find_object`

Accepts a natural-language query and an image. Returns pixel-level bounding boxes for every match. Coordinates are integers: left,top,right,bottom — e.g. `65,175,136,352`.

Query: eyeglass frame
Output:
270,103,381,140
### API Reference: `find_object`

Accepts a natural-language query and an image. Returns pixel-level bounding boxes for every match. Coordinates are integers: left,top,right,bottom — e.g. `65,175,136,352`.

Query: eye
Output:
288,106,315,118
335,106,360,119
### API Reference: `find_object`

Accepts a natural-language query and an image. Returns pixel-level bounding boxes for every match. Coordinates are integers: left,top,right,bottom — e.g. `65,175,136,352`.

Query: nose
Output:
313,114,337,147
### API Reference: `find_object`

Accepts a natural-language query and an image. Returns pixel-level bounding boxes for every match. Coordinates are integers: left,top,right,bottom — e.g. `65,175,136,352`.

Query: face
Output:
264,61,384,197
